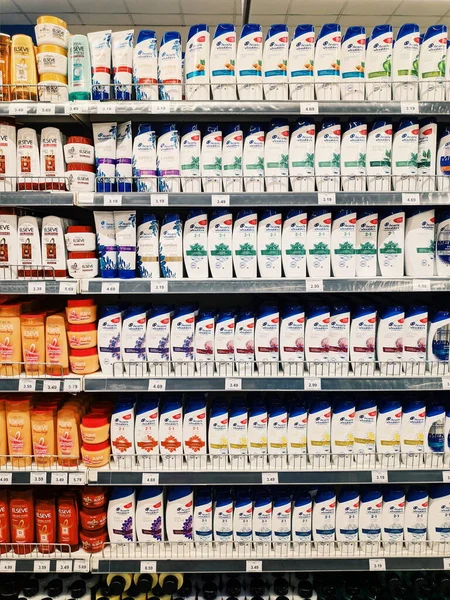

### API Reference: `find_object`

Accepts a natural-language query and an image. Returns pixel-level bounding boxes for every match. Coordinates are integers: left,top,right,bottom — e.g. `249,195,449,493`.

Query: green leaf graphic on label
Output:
235,243,256,256
210,243,232,256
356,242,376,255
261,243,281,256
309,242,330,255
186,243,207,256
380,240,401,254
334,241,355,255
286,242,306,256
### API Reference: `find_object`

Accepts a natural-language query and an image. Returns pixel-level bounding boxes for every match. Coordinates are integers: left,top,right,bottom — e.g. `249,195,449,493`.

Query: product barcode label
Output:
318,193,336,205
151,102,171,113
413,279,430,291
0,561,16,572
9,104,28,115
225,378,242,390
56,560,72,572
401,102,419,114
148,379,166,391
101,281,120,294
103,194,122,206
304,377,321,391
262,472,279,485
78,192,94,205
51,472,68,485
43,380,60,392
246,561,263,572
212,194,230,206
306,279,324,292
402,192,420,205
369,559,386,571
151,193,169,206
59,281,77,294
300,101,319,114
442,472,450,482
30,472,47,485
18,379,36,392
371,470,388,483
0,473,12,485
36,104,55,115
142,473,160,485
141,561,157,572
98,103,116,114
69,472,85,485
34,560,50,572
151,279,168,293
63,379,81,393
28,281,45,294
74,559,89,572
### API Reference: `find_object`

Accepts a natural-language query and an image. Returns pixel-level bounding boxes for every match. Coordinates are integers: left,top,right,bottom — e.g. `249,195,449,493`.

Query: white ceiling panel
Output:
388,14,444,26
1,12,30,23
69,0,128,12
183,14,234,24
28,11,82,24
14,0,72,11
342,0,401,15
251,14,288,24
132,13,185,25
289,0,345,15
182,0,235,13
394,0,450,15
126,0,180,12
338,15,390,27
0,0,20,13
250,0,290,14
80,13,133,25
286,14,337,26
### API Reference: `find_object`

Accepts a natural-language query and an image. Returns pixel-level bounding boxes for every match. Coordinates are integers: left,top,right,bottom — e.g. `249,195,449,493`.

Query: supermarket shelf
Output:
0,376,82,392
79,277,450,294
0,192,75,206
0,279,78,294
0,467,86,485
0,546,90,573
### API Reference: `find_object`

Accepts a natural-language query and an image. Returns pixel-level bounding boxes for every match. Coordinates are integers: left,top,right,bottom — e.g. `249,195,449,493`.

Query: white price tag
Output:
148,379,166,391
18,379,36,392
369,559,386,571
304,377,321,391
0,561,16,572
141,561,157,572
306,279,324,292
51,472,68,485
413,279,430,291
69,103,89,114
36,104,56,115
443,472,450,482
246,561,263,572
78,192,94,205
225,378,242,391
69,472,85,485
442,377,450,389
142,473,160,485
59,281,77,294
30,472,47,485
101,281,120,294
151,102,171,113
151,280,168,293
300,101,319,114
74,559,89,572
402,193,420,205
104,194,122,206
28,281,45,294
0,473,12,485
9,104,28,115
56,560,72,573
318,193,336,205
98,103,116,114
401,102,419,114
212,194,230,206
371,470,388,483
151,193,169,206
64,379,81,393
262,472,279,485
43,380,60,392
34,560,50,572
444,558,450,570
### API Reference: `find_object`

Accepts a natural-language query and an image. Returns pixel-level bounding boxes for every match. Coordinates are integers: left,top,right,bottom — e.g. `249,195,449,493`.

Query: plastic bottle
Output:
236,24,263,100
146,305,172,376
403,305,428,375
289,119,315,192
235,309,255,376
133,124,157,192
340,26,366,101
272,491,292,544
207,209,233,279
228,399,248,469
392,23,420,101
166,487,193,542
305,304,330,376
247,397,267,468
243,124,265,192
365,25,393,101
336,489,359,547
183,210,208,279
392,119,419,192
171,305,196,376
331,397,355,466
306,209,331,277
417,118,437,191
185,24,210,101
252,490,272,544
233,489,253,543
262,24,288,100
288,24,315,101
405,208,435,276
315,119,341,192
287,401,307,468
401,398,425,467
307,397,331,468
377,398,402,468
111,398,135,461
158,31,182,100
159,213,183,279
428,484,450,549
355,210,378,277
107,487,135,542
183,394,207,468
157,124,180,192
419,24,447,101
353,398,377,467
314,23,341,101
341,121,367,192
193,488,213,542
159,394,183,467
436,210,450,274
382,488,405,551
328,304,350,376
68,35,91,101
255,304,279,375
257,209,282,278
366,120,392,192
268,401,288,468
201,124,222,193
208,399,228,468
122,306,147,375
377,305,404,376
359,488,382,550
133,30,158,101
281,210,307,278
232,209,258,278
136,487,164,542
404,487,428,543
292,492,312,545
437,128,450,192
214,309,235,376
180,123,201,193
312,488,336,546
331,209,356,277
135,398,159,468
427,309,450,374
377,209,405,277
194,311,215,376
222,123,243,192
424,403,445,467
264,119,289,193
280,304,305,375
214,489,233,543
210,23,237,100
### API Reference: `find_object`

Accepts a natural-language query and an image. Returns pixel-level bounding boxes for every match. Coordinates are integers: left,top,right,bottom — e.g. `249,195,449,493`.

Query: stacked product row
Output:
106,484,450,547
102,394,449,469
92,208,449,280
96,301,450,377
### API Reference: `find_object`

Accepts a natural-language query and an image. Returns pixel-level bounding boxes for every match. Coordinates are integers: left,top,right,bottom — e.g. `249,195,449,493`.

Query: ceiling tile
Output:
79,13,133,25
131,14,183,25
342,0,401,15
182,0,234,13
125,0,180,13
250,0,289,14
183,14,235,25
395,0,450,15
251,14,287,25
1,12,30,23
68,0,127,12
289,0,344,14
14,0,72,10
0,0,19,13
28,11,82,24
338,15,389,27
286,14,338,26
388,14,443,26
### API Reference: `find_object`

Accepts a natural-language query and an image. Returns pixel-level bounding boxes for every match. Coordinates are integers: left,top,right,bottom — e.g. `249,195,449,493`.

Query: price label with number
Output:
34,560,50,572
36,104,56,115
30,472,47,485
43,380,60,392
300,101,319,114
262,472,279,485
9,104,28,115
64,379,81,393
225,378,242,391
306,279,324,292
148,379,166,391
413,279,430,291
212,194,230,206
401,102,419,114
19,379,36,392
304,377,321,391
69,472,85,485
59,281,77,294
101,281,120,294
371,470,388,483
151,280,168,293
141,561,157,572
51,472,68,485
74,559,89,573
104,194,122,206
318,193,336,205
369,559,386,571
56,560,72,573
142,473,160,485
69,103,89,114
152,102,171,113
98,103,116,114
246,561,263,572
151,193,169,206
28,281,45,294
0,561,16,572
0,474,12,485
402,193,420,205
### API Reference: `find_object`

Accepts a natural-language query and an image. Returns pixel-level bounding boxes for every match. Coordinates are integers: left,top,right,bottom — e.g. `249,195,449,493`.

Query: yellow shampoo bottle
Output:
0,401,7,466
0,303,22,377
21,313,46,376
11,35,37,101
46,313,69,376
31,407,56,466
6,398,32,467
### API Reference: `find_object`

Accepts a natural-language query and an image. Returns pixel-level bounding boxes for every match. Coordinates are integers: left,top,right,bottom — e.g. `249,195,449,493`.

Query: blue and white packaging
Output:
428,484,450,550
194,310,215,376
185,24,210,101
208,400,228,468
287,402,307,468
435,210,450,274
158,31,182,100
233,489,253,544
171,304,196,375
136,486,163,542
135,398,159,468
392,23,420,101
222,123,243,192
292,492,312,545
349,304,377,375
336,489,359,546
382,488,405,551
377,304,404,375
289,119,315,192
98,305,122,376
94,210,117,277
201,124,222,193
400,398,425,467
115,121,132,192
160,394,183,467
193,488,213,542
211,23,237,100
365,25,393,101
215,309,235,376
166,486,193,541
243,124,264,192
264,119,289,193
236,24,263,100
180,123,201,193
353,397,377,467
419,24,447,101
314,24,341,101
272,491,292,544
288,24,315,101
359,488,382,549
307,397,331,468
312,488,336,545
253,490,272,545
137,213,159,279
114,210,136,279
424,403,446,467
228,399,248,468
133,124,157,193
93,122,117,193
377,397,402,468
262,24,289,101
122,306,147,375
340,26,365,101
159,213,183,278
328,303,350,375
331,396,355,467
214,489,233,543
280,304,305,374
268,402,288,468
133,30,158,101
235,309,255,376
248,397,267,468
404,487,428,543
157,124,180,192
146,305,172,376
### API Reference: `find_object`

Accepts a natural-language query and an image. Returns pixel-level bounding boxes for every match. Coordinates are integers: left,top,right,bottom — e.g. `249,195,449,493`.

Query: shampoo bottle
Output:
359,488,382,550
312,488,336,546
314,23,341,101
289,119,315,192
243,124,265,192
236,24,263,100
403,305,428,375
210,23,237,100
208,209,233,279
328,304,350,376
382,488,405,551
135,398,159,468
180,123,201,193
417,118,437,191
158,31,182,100
353,398,377,467
424,403,445,467
305,304,330,376
193,488,213,542
160,394,183,467
264,119,289,193
133,124,157,192
137,213,159,278
228,399,248,469
392,23,420,101
122,306,147,375
436,210,450,274
253,490,272,545
157,123,180,192
257,209,282,278
133,30,158,101
68,35,92,101
194,311,215,376
136,487,164,542
419,24,447,101
280,304,305,375
366,120,392,192
97,305,122,376
404,488,428,544
341,120,367,192
185,24,210,101
282,209,307,278
365,25,393,101
214,489,233,543
331,209,356,277
401,398,425,467
405,208,435,276
437,128,450,192
255,304,279,375
331,397,355,466
427,309,450,374
235,309,255,376
222,123,243,192
427,484,450,549
306,209,331,277
233,489,253,544
315,119,341,192
201,124,222,193
287,402,307,468
292,492,312,546
159,213,183,279
268,401,288,468
392,118,419,191
340,26,366,101
111,398,135,461
146,304,172,376
355,210,378,277
214,309,235,376
232,209,258,278
272,491,292,544
262,24,289,100
289,24,315,101
183,210,208,279
208,400,228,468
166,487,193,542
336,489,359,547
377,397,402,468
183,394,207,468
377,305,404,376
377,209,405,277
307,397,331,467
171,305,196,376
248,397,268,469
107,487,135,542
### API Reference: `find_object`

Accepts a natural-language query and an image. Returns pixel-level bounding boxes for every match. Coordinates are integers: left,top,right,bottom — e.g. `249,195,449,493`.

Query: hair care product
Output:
210,23,237,101
136,486,164,542
365,25,393,101
314,24,341,101
289,24,314,101
107,487,135,542
185,24,210,101
262,24,288,100
340,26,365,101
236,24,263,100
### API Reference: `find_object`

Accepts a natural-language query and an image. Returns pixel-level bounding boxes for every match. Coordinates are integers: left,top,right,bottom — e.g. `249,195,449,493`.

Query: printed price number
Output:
442,377,450,390
304,377,321,391
141,561,157,572
300,101,319,114
151,193,169,206
150,280,168,293
371,470,388,483
69,472,85,485
246,561,263,572
18,379,36,392
0,473,12,485
142,473,160,485
9,104,28,115
306,279,324,292
36,104,56,115
101,281,120,294
59,281,77,294
443,472,450,482
104,194,122,206
51,472,68,485
151,102,171,113
28,281,45,294
318,193,336,205
369,559,386,572
34,560,50,572
225,378,242,391
413,279,430,292
0,561,16,572
43,380,60,392
74,559,89,573
56,560,72,573
97,103,116,114
148,379,166,391
262,472,279,485
64,379,81,393
69,103,90,114
212,194,230,206
30,472,47,485
402,193,420,205
401,102,419,114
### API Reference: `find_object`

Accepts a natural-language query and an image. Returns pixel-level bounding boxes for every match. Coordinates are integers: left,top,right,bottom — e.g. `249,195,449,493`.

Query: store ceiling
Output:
1,0,450,32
